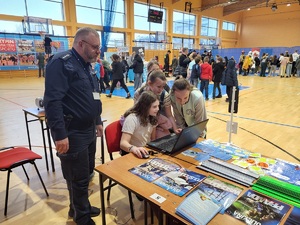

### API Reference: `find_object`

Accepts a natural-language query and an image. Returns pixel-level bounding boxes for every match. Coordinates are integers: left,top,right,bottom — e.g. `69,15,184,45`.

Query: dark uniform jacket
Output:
224,60,238,87
44,48,102,141
129,54,144,73
111,61,124,80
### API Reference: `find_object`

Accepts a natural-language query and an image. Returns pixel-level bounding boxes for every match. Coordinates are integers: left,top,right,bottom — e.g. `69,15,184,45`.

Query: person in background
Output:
238,50,245,75
279,53,289,78
292,50,299,76
190,56,202,89
120,91,159,158
187,52,198,81
224,59,238,103
169,76,207,137
129,52,144,90
295,56,300,77
106,54,131,99
44,35,52,56
101,59,112,89
121,56,129,83
260,53,268,77
253,53,260,75
164,50,171,77
286,54,293,78
269,55,278,77
171,55,178,76
44,27,103,225
212,56,225,99
179,47,190,78
200,56,212,101
36,52,45,78
94,59,106,93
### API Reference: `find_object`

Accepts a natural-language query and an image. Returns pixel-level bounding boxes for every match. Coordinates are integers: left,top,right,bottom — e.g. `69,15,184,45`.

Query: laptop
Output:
147,119,209,154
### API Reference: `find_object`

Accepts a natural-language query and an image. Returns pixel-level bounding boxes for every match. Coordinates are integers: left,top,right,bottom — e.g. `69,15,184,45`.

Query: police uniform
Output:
44,48,102,225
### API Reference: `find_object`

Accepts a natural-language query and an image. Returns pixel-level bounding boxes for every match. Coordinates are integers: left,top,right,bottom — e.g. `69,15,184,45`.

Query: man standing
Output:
44,35,52,56
164,50,171,77
36,52,45,77
129,52,144,90
238,50,245,75
44,27,103,225
292,50,299,76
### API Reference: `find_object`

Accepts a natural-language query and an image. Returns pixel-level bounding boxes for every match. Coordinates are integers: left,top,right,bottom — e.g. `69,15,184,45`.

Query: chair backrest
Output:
104,120,122,160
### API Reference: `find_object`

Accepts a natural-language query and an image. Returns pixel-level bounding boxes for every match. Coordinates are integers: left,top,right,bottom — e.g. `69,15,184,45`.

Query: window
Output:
222,21,236,31
173,37,194,49
0,0,26,16
27,0,64,21
173,11,196,35
134,3,166,32
107,32,125,47
76,0,125,28
201,17,218,37
52,25,66,36
0,20,23,33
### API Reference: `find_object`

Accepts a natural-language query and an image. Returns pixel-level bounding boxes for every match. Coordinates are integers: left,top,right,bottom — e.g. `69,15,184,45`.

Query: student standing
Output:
200,56,212,101
129,52,144,90
44,27,103,225
106,54,131,98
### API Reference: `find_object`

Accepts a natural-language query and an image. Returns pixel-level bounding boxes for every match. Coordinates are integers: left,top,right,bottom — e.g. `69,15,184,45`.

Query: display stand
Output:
222,86,239,147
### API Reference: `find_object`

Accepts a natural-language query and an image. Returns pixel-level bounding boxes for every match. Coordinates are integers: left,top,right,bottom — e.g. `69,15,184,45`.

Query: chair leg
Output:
22,165,30,180
107,179,112,200
4,170,11,216
32,161,49,196
128,191,135,219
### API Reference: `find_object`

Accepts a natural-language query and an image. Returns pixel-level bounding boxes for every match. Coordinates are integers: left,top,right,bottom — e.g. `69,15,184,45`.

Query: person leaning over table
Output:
120,91,159,158
134,70,180,138
44,27,103,225
170,76,207,137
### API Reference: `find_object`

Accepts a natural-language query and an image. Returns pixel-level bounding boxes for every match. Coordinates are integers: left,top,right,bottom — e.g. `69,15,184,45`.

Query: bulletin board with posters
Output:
0,33,69,71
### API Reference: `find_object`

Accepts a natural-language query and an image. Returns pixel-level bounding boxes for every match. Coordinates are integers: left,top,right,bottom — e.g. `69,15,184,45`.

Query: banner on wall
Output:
0,39,16,52
0,34,69,70
132,47,145,58
117,46,129,53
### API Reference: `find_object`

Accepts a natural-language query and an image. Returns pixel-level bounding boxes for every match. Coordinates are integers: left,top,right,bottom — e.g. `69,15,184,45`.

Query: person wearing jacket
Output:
224,59,238,102
212,56,225,99
129,52,144,90
178,47,190,78
106,54,131,99
200,56,212,101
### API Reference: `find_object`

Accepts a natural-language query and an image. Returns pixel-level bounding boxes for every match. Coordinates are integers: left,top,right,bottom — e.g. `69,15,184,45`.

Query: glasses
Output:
81,40,100,51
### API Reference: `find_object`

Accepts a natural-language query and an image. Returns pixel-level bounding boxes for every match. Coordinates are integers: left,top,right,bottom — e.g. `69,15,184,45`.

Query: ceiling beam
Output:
201,0,233,11
223,0,266,16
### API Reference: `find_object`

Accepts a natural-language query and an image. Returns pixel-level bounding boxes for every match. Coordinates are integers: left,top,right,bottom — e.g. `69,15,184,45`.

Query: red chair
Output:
104,120,135,219
0,146,49,216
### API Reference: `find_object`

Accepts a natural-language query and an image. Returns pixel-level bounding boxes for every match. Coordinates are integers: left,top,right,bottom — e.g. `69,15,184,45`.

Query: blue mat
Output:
105,80,249,99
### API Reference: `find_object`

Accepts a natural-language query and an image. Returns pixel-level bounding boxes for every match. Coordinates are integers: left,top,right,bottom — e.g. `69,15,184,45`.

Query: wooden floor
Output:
0,74,300,225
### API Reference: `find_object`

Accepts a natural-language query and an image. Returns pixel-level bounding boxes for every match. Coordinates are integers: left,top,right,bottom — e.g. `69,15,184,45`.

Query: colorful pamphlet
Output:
198,176,243,214
128,158,180,182
153,169,206,196
176,189,222,225
226,189,291,225
284,206,300,225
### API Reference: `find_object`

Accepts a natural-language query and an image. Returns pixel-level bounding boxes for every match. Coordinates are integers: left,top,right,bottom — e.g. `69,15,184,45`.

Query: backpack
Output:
191,64,201,79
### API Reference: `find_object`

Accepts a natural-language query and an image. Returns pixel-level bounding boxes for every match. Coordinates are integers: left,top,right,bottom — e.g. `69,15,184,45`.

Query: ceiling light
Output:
247,8,251,10
287,3,291,6
271,3,277,11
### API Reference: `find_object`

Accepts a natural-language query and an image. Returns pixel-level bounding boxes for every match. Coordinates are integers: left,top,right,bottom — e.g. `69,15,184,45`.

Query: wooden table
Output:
23,107,55,172
95,150,247,225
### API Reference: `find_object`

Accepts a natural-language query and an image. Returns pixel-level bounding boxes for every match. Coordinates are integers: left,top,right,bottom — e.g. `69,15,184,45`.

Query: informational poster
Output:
0,39,16,52
17,40,35,53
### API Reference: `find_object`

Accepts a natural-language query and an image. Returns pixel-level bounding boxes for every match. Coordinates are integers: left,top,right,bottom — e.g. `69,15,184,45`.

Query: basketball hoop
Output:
38,31,46,40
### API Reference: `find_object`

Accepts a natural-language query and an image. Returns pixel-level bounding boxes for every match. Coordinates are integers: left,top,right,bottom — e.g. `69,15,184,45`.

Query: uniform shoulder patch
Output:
60,54,72,61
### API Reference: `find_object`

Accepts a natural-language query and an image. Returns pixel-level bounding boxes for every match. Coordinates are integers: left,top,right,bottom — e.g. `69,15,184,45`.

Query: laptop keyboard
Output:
156,137,177,152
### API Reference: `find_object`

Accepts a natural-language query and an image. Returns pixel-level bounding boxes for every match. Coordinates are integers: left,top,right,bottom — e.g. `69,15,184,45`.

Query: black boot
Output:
125,93,131,99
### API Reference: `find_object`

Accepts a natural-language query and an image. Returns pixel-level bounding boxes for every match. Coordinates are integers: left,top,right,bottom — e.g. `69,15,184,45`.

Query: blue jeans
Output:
57,126,96,225
200,79,209,99
134,73,143,91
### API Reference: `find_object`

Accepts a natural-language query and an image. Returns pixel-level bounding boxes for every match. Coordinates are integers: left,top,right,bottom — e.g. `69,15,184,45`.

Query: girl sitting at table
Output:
170,76,208,137
120,91,159,159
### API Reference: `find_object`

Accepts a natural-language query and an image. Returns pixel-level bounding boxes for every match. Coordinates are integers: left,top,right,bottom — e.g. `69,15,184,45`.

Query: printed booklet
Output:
198,176,243,214
176,189,222,225
226,189,291,225
128,158,180,182
153,169,206,196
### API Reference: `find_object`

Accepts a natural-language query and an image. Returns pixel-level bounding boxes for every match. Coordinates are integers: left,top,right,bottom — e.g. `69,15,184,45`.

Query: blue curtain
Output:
101,0,117,58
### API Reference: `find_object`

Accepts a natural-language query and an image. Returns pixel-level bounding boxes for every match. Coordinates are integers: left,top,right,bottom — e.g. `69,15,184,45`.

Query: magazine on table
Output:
153,169,206,196
198,175,243,214
226,189,291,225
128,158,180,182
176,189,222,225
284,206,300,225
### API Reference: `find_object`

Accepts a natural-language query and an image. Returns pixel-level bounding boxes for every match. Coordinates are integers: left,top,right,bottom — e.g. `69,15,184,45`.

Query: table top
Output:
23,107,46,118
95,144,292,225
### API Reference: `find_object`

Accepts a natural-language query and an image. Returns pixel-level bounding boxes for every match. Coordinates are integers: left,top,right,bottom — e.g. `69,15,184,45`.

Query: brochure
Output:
284,206,300,225
198,176,243,214
153,169,206,196
128,158,180,182
176,189,222,225
226,189,291,225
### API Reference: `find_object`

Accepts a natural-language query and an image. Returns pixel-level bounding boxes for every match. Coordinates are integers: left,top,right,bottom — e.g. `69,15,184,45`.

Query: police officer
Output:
44,27,103,225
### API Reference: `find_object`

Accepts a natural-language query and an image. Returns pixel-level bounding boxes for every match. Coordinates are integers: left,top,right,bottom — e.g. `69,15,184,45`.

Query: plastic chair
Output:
0,146,49,216
104,120,135,219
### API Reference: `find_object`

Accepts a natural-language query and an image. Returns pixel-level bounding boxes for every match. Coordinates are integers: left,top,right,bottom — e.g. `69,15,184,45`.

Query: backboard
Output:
22,16,53,36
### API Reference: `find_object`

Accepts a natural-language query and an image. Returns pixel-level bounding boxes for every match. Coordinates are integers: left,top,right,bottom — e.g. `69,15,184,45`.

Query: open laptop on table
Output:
147,119,209,154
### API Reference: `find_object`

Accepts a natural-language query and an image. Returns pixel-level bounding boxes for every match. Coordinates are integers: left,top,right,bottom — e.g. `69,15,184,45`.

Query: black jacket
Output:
111,61,124,80
213,62,225,83
129,54,144,73
224,60,238,87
